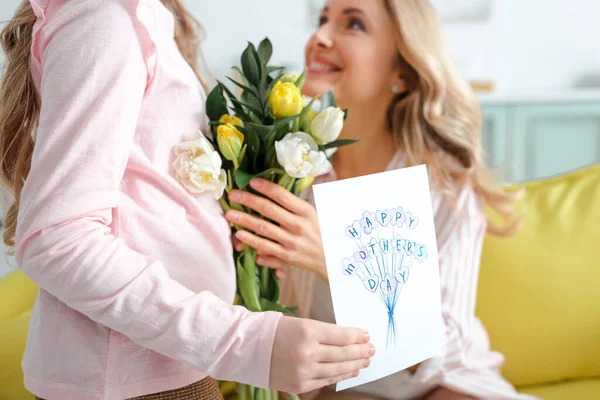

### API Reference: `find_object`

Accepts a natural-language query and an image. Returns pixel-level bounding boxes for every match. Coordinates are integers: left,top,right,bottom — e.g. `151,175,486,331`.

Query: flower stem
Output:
226,170,234,194
218,196,231,212
239,245,262,312
261,265,270,298
277,174,295,191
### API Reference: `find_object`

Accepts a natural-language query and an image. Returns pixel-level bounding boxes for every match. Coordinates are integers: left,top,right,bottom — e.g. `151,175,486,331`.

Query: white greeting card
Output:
312,165,444,391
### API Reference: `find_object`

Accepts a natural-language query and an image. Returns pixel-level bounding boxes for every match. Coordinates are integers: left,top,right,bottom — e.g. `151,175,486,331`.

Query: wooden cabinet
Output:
480,92,600,182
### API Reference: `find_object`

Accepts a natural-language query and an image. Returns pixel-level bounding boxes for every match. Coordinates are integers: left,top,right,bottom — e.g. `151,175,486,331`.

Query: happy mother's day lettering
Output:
345,207,419,239
341,207,428,295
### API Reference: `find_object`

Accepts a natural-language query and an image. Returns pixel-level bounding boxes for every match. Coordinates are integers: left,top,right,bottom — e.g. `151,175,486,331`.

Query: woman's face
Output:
303,0,405,110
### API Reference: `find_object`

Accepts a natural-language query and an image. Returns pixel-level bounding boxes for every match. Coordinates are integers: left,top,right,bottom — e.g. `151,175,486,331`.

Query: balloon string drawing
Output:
341,207,429,349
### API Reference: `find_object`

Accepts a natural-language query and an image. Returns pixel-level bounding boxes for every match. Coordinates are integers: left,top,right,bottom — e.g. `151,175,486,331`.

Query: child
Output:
0,1,373,399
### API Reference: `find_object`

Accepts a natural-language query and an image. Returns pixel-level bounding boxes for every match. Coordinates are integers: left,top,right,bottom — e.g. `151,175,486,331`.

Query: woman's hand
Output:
225,178,329,282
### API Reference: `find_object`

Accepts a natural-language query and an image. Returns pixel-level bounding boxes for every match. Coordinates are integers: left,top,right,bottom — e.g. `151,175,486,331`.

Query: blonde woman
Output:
226,0,537,399
0,1,374,398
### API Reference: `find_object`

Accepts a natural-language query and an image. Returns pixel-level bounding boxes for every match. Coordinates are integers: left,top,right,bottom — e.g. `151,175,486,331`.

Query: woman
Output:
225,0,536,399
0,1,374,398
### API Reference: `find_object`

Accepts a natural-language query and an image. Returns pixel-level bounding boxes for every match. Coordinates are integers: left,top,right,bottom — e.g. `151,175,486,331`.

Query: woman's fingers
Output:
256,255,288,271
226,210,296,248
232,235,243,252
235,230,292,264
250,178,314,217
228,190,299,231
275,267,288,279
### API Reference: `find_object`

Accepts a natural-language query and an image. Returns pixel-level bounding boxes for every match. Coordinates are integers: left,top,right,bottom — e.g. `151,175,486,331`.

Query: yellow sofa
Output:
0,268,38,400
1,163,599,399
476,163,600,398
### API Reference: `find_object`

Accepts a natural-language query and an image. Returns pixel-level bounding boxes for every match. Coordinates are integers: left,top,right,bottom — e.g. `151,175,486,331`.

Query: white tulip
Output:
173,131,227,199
275,132,332,179
310,107,344,144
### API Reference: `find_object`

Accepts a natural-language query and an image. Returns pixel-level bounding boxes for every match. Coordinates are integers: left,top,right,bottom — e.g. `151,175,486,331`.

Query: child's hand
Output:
270,316,375,394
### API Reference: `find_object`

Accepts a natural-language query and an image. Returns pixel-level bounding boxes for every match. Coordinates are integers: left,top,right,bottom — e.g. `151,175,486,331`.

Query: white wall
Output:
190,0,316,80
444,0,600,91
192,0,600,91
3,0,599,89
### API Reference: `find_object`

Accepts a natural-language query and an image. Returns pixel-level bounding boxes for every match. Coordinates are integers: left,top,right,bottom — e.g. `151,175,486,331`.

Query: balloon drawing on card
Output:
341,207,428,349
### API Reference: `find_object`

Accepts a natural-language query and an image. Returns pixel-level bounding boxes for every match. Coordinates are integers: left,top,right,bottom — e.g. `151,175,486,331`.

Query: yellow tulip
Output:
217,123,244,162
268,81,304,119
219,114,244,128
294,177,315,194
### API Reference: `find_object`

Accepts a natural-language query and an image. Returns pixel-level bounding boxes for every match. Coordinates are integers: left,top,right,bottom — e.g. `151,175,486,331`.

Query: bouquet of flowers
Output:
173,38,355,400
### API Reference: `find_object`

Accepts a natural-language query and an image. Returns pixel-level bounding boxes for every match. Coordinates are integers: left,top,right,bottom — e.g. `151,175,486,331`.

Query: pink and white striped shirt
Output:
280,153,537,400
16,1,280,399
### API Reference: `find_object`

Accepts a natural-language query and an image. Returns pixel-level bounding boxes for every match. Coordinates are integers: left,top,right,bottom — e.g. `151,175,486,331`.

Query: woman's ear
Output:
391,76,409,95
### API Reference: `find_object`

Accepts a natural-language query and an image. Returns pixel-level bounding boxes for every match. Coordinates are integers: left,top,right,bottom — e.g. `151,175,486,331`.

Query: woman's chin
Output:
302,81,337,100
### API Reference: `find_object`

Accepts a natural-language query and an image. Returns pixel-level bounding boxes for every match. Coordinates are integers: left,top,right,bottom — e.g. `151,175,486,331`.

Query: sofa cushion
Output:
0,309,33,400
520,378,600,400
0,270,38,323
476,164,600,387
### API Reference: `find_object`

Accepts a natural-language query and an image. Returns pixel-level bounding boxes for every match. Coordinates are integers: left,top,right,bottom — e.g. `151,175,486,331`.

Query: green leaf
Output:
238,144,249,171
292,117,300,132
322,139,359,150
300,97,317,131
267,268,280,302
235,169,255,190
236,251,262,312
267,66,285,75
219,82,237,103
249,123,275,139
294,67,308,89
256,168,285,179
234,125,249,136
260,265,270,299
259,298,298,316
254,46,267,86
231,66,251,87
258,38,273,65
320,90,337,110
247,111,263,125
226,77,259,100
265,133,277,169
231,97,263,120
258,83,267,106
343,108,349,119
274,113,301,129
241,90,264,118
220,82,261,120
234,168,283,190
241,43,261,86
237,144,247,166
220,83,251,121
206,84,228,121
244,127,261,171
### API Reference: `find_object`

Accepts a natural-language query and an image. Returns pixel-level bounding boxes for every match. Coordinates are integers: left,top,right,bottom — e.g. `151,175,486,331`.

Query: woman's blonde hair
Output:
0,0,207,249
384,0,522,236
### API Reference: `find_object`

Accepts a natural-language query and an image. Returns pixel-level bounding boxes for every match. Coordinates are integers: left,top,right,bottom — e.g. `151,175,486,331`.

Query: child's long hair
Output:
0,0,207,249
384,0,523,236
